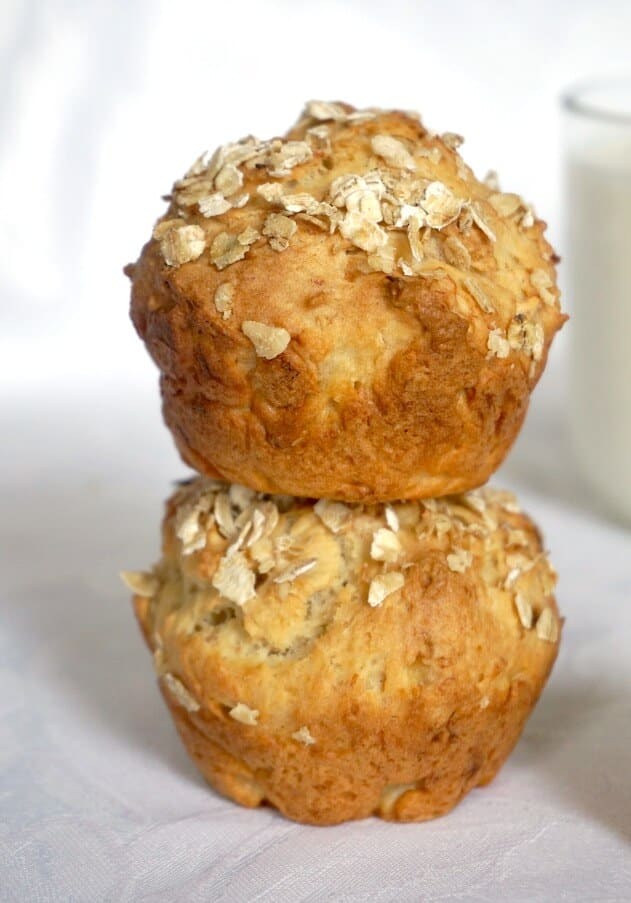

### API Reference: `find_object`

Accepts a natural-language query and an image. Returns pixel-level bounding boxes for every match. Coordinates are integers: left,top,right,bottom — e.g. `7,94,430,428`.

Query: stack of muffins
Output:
123,101,565,826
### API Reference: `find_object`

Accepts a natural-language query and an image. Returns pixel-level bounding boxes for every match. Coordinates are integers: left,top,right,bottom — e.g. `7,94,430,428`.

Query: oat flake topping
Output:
292,726,316,745
148,480,558,660
514,592,534,629
154,221,206,266
163,674,200,713
370,528,402,563
368,571,405,607
446,548,473,573
242,320,291,359
214,283,234,319
371,134,416,171
273,558,318,584
229,703,259,725
212,551,256,606
120,570,159,597
148,100,558,370
487,328,510,359
536,607,559,643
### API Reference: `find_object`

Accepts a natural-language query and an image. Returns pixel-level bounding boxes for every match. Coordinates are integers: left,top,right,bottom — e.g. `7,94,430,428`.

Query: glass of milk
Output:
563,78,631,524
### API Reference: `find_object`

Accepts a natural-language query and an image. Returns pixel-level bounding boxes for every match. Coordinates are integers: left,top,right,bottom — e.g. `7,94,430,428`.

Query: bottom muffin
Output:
123,478,560,826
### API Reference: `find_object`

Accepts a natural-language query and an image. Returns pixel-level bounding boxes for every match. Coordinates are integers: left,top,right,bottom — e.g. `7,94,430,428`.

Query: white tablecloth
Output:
2,373,630,902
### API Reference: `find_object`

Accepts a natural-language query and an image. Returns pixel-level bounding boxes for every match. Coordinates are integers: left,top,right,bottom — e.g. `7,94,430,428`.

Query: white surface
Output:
2,1,631,900
1,380,630,902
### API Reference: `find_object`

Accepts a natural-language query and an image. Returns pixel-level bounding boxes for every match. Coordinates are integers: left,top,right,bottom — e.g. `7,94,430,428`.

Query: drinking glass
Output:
563,78,631,524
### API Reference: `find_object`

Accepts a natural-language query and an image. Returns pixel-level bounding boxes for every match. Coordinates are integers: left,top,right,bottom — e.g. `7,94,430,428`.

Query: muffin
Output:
127,101,566,503
123,476,561,826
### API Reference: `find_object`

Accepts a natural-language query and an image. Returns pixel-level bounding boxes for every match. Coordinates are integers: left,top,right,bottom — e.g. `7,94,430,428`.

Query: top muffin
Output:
128,101,565,502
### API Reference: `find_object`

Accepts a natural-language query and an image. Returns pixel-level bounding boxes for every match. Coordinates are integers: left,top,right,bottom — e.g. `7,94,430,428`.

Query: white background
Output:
1,2,630,900
3,0,631,390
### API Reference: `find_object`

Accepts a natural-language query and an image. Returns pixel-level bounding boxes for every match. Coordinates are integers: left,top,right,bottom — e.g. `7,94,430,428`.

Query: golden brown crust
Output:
128,477,561,825
128,102,566,502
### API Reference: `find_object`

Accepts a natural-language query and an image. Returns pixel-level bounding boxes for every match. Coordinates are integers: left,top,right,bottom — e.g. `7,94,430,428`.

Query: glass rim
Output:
562,76,631,126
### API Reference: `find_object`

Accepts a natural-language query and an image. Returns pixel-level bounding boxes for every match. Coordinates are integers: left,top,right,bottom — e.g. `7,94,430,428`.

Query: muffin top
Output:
141,100,562,375
124,477,560,733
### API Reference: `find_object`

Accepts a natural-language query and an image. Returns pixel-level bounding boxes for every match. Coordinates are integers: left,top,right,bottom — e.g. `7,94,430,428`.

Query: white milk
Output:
566,140,631,522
